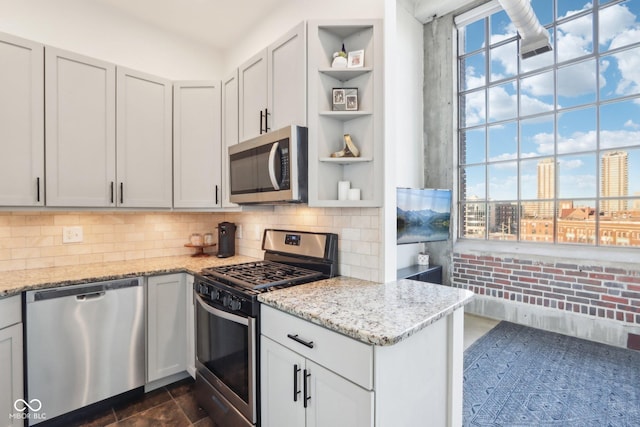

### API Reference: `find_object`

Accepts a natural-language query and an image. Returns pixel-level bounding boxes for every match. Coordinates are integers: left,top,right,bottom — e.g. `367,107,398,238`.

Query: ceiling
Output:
92,0,473,50
93,0,291,49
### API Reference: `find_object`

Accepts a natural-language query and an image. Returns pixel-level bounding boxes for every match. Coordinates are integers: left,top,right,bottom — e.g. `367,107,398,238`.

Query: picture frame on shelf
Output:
346,92,358,110
332,88,358,111
347,49,364,68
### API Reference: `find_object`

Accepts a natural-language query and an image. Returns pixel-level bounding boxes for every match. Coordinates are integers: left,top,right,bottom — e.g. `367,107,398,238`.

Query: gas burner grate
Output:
202,261,323,290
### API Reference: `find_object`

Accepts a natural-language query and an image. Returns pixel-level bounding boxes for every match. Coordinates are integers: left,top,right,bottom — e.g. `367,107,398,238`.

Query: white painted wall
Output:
222,0,385,73
0,0,223,79
390,2,426,272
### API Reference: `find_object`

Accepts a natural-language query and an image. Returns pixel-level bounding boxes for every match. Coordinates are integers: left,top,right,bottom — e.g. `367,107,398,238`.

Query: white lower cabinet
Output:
146,273,188,383
0,296,24,427
260,305,373,427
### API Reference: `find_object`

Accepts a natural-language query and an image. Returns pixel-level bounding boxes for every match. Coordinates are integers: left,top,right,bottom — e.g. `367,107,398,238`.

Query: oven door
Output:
194,293,256,425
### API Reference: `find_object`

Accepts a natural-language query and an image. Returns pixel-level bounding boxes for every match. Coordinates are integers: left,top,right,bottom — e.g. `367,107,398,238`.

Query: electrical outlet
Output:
62,226,83,243
236,224,243,239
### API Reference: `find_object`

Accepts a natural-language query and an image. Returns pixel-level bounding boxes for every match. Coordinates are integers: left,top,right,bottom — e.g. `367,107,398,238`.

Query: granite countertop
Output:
0,254,257,297
258,276,474,346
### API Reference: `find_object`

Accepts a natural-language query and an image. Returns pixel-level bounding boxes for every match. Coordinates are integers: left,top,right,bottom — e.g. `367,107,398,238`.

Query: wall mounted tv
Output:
397,187,452,244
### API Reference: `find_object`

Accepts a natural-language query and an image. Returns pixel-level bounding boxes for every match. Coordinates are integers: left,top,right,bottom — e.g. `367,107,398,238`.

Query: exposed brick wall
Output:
452,253,640,325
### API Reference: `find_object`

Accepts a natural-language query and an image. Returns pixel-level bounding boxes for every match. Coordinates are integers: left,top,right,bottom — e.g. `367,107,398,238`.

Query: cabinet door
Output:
306,360,373,427
117,67,172,208
261,336,306,427
45,47,116,207
221,70,239,208
173,81,221,208
147,274,187,382
0,33,44,207
238,49,267,142
268,22,307,131
0,323,24,427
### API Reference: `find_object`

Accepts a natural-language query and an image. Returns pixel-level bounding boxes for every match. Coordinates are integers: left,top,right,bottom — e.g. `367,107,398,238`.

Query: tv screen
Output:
397,188,451,244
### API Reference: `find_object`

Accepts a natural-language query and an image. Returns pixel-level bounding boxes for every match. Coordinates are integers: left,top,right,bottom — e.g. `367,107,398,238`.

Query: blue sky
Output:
460,0,640,203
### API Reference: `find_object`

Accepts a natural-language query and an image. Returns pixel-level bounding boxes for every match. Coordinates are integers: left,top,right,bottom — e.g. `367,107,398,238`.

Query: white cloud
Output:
612,45,640,96
489,154,518,163
558,130,597,153
523,129,640,155
600,3,639,47
624,119,640,130
463,91,485,127
489,174,517,200
520,94,554,116
601,129,640,149
488,85,517,121
558,158,584,169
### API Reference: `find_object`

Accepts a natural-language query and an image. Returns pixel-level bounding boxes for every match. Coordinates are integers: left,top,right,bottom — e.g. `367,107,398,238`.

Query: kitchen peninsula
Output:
259,277,473,426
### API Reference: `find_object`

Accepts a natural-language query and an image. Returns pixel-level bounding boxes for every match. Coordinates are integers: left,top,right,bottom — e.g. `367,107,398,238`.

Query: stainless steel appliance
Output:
194,229,338,427
217,221,236,258
229,125,308,204
25,278,145,425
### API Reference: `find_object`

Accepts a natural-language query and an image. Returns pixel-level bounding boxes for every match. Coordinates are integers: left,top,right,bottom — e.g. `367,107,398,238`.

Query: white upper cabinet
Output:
267,21,307,132
221,70,239,208
173,81,222,208
238,49,268,142
0,32,44,207
117,67,173,208
45,47,116,207
238,22,306,143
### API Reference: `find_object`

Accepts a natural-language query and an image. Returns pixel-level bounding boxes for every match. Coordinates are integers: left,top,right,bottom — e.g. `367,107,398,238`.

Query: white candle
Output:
338,181,351,200
347,188,361,200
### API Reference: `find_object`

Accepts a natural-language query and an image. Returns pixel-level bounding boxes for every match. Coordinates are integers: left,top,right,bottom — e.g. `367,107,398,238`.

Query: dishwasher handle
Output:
76,291,106,301
27,277,141,303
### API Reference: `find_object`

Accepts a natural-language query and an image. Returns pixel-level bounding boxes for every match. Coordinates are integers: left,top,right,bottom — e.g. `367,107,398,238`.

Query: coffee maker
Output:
217,222,236,258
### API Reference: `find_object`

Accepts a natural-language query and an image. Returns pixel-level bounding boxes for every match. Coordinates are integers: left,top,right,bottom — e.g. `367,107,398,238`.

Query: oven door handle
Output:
194,293,249,326
267,142,281,191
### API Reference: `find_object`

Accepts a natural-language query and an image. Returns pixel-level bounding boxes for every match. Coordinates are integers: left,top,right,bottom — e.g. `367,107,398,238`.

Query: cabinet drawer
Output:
261,305,373,390
0,295,21,329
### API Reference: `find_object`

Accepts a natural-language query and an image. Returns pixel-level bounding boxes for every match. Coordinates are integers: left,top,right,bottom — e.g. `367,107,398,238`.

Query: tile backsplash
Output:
0,207,383,281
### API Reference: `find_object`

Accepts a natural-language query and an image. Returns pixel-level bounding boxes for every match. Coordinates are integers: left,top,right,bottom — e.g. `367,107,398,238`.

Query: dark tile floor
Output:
73,378,215,427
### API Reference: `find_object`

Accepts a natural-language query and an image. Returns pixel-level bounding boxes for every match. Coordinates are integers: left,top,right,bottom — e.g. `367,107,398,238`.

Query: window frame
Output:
455,0,640,250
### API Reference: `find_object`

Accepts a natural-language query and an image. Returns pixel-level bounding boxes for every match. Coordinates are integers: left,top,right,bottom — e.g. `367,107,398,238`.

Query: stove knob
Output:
211,288,220,300
229,298,242,311
222,294,231,307
197,283,208,296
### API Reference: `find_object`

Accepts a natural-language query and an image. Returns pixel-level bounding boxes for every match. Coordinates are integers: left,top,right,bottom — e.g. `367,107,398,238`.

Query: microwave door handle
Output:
268,142,281,190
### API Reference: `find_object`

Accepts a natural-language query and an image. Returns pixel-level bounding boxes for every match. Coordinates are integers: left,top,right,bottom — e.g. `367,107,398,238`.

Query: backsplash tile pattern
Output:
0,207,383,282
223,206,383,282
0,212,217,271
452,253,640,325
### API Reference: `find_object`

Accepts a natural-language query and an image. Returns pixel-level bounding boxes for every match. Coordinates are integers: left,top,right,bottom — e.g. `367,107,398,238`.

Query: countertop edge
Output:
0,267,194,298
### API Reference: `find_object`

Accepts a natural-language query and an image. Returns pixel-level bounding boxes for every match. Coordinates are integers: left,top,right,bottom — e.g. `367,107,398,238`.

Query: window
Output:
457,0,640,247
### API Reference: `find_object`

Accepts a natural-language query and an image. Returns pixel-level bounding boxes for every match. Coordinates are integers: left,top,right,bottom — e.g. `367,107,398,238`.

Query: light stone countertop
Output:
0,254,257,298
258,276,474,346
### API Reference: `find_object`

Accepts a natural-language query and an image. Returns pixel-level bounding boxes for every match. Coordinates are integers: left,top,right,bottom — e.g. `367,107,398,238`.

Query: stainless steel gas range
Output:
193,229,338,427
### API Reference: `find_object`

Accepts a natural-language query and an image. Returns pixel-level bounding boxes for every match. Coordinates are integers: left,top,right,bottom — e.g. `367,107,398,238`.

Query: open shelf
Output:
308,19,383,208
320,111,372,121
319,157,372,164
319,67,372,81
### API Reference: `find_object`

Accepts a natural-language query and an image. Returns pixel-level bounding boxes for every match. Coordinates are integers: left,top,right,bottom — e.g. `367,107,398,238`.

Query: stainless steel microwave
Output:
229,125,308,204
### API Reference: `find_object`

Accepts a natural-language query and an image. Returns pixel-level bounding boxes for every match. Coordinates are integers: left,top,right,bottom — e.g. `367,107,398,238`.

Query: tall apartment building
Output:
536,158,555,218
601,151,628,214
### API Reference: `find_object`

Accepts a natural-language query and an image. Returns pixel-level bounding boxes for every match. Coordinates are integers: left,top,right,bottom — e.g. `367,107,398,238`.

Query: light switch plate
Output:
62,226,83,243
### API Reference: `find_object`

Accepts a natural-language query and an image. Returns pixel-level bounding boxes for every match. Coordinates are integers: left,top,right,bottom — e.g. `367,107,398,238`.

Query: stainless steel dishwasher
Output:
25,277,145,424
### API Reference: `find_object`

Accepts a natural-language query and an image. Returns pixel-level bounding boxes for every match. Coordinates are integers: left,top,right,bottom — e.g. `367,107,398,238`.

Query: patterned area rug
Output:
463,321,640,426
